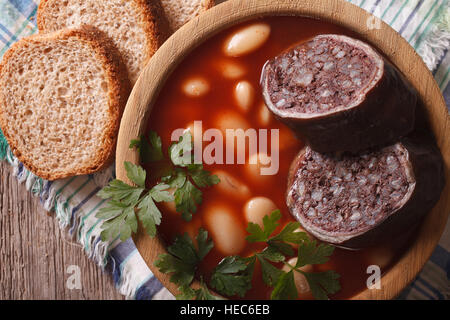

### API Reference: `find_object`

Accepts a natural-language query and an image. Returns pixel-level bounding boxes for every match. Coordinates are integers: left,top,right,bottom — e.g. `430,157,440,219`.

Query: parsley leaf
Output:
277,240,340,300
188,164,221,188
136,193,161,238
302,270,341,300
163,168,187,188
209,256,254,298
257,245,285,263
124,161,146,188
177,280,224,300
130,131,164,163
246,210,309,257
209,210,341,300
176,285,197,300
129,139,140,150
256,254,284,287
296,239,335,267
246,210,282,243
270,221,310,245
169,131,193,167
270,270,298,300
266,221,310,257
149,183,174,202
155,229,215,299
96,162,172,241
193,284,225,301
97,179,144,205
161,133,220,222
174,179,203,222
155,233,199,287
98,206,138,242
196,226,215,260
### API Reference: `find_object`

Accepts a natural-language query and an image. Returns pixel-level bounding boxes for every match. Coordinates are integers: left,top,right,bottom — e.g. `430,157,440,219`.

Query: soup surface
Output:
145,16,410,300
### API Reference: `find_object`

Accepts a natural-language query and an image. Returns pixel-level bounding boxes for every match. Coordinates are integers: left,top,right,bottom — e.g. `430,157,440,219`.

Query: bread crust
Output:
37,0,170,79
0,26,131,181
136,0,172,66
202,0,216,10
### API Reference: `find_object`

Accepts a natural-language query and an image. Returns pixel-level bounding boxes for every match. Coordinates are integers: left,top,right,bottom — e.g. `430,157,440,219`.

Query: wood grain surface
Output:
0,1,227,302
117,0,450,300
0,161,123,300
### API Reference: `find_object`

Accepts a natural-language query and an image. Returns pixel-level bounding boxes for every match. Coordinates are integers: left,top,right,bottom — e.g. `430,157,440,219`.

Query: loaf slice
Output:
160,0,215,30
0,26,130,181
37,0,170,83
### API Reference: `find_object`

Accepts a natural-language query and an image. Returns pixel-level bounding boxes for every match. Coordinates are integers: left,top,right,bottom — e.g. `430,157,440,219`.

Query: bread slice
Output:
37,0,170,83
0,26,130,181
160,0,215,30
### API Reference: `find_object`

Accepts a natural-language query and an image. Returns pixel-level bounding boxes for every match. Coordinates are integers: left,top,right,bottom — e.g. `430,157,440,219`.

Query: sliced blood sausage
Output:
286,136,444,249
261,34,417,153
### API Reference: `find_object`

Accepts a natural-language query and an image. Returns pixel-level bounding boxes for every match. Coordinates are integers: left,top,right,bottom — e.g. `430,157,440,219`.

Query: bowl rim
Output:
116,0,450,300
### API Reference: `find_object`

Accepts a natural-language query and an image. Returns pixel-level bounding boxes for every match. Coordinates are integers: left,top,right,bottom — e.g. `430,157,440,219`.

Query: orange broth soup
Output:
145,16,408,300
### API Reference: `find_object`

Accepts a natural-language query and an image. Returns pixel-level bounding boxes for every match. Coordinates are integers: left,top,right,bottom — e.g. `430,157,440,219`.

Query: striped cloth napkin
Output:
0,0,449,300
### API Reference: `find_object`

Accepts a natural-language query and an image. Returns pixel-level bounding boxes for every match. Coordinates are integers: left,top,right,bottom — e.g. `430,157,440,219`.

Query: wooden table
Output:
0,161,123,300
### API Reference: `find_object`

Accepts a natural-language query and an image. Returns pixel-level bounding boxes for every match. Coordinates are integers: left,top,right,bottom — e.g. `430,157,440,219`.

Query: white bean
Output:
224,23,271,57
205,205,246,255
215,110,250,133
234,81,254,112
245,152,273,184
219,60,246,79
282,258,313,295
244,197,278,227
213,170,251,200
258,103,272,126
215,111,251,157
183,77,210,97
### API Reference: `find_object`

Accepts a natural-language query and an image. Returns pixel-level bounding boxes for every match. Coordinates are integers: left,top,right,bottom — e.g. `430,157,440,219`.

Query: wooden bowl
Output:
116,0,450,299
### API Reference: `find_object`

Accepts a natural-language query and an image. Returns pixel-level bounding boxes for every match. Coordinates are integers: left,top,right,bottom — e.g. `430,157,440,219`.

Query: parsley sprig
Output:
177,278,224,300
209,210,341,300
156,211,341,301
133,131,220,222
96,131,219,241
154,228,222,300
96,161,172,241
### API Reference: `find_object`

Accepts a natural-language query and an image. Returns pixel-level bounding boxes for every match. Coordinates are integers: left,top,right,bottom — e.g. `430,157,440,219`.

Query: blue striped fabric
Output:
0,0,448,300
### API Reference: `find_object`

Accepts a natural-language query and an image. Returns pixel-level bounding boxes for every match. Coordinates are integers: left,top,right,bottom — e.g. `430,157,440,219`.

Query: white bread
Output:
37,0,170,83
0,26,130,181
161,0,215,30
